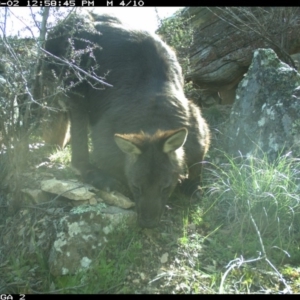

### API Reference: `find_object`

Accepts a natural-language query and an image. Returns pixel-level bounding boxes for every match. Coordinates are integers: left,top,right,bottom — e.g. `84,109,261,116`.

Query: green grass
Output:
198,150,300,292
68,149,300,293
205,151,300,234
2,142,300,293
48,144,72,166
53,225,144,294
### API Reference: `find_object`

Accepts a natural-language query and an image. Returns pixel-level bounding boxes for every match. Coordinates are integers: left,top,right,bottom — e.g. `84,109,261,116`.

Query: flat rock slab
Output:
21,188,50,204
97,190,135,209
41,179,96,201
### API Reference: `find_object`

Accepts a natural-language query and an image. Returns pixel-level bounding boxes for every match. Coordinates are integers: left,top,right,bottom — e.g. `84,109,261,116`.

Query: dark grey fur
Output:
45,13,210,228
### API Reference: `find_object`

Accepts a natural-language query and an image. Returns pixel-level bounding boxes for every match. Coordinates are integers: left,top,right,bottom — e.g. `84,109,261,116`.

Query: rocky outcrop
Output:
49,204,136,276
9,177,137,277
225,48,300,160
41,179,96,201
182,7,300,105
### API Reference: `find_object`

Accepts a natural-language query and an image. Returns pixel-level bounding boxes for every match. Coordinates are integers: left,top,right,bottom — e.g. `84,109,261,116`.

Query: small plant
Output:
156,10,193,74
49,145,71,165
201,150,300,292
156,10,199,98
53,224,143,294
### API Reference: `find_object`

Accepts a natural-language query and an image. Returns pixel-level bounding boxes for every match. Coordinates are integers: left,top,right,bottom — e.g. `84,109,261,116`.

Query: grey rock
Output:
41,179,96,201
225,48,300,160
97,190,135,209
48,203,137,276
21,188,49,204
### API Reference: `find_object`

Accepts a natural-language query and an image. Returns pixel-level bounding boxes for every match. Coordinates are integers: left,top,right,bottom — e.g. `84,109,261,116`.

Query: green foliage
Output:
54,226,143,294
49,144,71,166
2,242,52,294
156,10,193,77
156,12,201,100
202,150,300,265
2,9,300,294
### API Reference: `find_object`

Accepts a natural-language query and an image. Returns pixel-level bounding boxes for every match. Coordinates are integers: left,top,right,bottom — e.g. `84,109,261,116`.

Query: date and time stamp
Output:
0,0,145,6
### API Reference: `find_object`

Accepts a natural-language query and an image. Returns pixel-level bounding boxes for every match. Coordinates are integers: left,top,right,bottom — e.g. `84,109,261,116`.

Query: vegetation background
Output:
0,7,300,294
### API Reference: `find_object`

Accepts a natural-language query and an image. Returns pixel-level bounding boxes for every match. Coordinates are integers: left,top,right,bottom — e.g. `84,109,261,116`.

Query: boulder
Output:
48,204,136,276
182,7,300,105
225,48,300,160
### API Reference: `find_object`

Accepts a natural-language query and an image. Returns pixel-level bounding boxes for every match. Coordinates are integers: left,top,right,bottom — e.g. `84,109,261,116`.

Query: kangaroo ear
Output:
114,134,142,155
163,128,188,153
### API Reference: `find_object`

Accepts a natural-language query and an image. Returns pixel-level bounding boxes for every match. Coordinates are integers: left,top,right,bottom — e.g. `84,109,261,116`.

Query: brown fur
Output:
45,13,210,228
115,128,187,152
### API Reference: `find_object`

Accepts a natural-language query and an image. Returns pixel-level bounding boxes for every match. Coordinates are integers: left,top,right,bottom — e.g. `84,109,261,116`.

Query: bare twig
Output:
7,8,36,38
219,197,292,293
29,7,41,31
41,48,113,87
207,7,297,68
